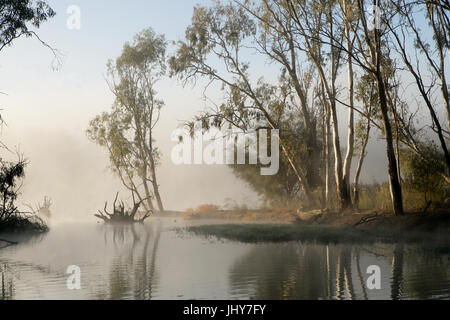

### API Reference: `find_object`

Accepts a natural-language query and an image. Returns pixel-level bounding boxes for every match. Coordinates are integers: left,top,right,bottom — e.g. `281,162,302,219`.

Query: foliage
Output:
0,158,48,232
401,144,448,204
170,0,450,214
87,28,166,212
0,158,25,222
0,0,55,52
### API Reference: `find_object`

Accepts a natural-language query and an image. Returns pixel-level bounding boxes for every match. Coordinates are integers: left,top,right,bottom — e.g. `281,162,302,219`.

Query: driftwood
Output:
354,213,380,227
94,192,151,223
25,196,52,218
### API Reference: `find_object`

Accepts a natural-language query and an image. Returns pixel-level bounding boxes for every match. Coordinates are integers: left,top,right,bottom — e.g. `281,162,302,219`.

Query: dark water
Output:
0,218,449,300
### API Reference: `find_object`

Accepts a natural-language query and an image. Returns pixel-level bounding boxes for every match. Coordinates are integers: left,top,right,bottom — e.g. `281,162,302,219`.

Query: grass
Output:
183,204,221,218
356,183,448,211
182,203,299,222
186,223,450,246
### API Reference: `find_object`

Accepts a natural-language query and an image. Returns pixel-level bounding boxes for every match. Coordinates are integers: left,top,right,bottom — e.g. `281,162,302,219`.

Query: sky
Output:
0,0,441,222
0,0,262,222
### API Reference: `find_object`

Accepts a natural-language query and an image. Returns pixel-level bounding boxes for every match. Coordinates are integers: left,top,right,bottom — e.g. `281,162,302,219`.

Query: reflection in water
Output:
1,219,449,300
94,222,161,300
391,244,404,300
228,242,450,300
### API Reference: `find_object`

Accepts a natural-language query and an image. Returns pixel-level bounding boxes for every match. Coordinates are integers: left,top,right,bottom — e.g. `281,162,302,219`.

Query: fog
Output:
2,126,261,222
0,38,394,223
0,104,391,224
0,0,416,223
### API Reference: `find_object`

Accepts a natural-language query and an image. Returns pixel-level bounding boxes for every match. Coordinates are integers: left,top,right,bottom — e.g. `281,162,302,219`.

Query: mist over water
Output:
1,0,449,305
1,125,261,223
1,218,449,300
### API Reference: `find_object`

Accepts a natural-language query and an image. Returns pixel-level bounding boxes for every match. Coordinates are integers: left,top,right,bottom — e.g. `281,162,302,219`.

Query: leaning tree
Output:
87,28,166,213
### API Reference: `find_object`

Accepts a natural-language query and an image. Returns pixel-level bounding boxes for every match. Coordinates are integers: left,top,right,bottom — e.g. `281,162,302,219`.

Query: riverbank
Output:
184,209,450,246
183,206,450,229
0,214,48,234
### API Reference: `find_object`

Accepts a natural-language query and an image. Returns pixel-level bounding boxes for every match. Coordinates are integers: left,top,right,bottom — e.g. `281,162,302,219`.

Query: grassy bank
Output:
185,210,450,245
186,222,450,246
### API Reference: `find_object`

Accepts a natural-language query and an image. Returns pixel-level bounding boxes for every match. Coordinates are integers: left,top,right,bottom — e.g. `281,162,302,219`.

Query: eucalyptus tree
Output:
0,1,56,229
169,2,316,205
339,0,359,201
424,0,450,130
87,28,166,212
387,0,450,180
0,0,55,52
353,73,376,206
284,0,352,210
235,0,324,189
354,0,403,215
295,0,405,214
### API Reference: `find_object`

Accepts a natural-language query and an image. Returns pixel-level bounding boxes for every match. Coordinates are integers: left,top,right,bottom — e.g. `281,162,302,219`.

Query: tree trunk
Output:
149,155,164,212
343,3,355,203
328,10,351,211
375,61,404,216
148,130,164,212
353,115,371,208
280,142,314,206
365,0,403,215
324,98,331,209
330,99,351,210
142,176,155,212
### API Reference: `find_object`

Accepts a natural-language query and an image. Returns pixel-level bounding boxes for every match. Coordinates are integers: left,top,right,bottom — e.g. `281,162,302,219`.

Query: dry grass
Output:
182,204,220,218
182,203,297,222
356,183,448,212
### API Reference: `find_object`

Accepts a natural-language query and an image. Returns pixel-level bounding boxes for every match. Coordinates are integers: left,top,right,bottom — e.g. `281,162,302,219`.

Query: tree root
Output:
94,192,152,224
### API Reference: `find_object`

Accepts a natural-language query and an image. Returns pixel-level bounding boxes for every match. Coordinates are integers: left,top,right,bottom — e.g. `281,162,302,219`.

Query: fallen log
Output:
354,214,380,227
94,192,151,224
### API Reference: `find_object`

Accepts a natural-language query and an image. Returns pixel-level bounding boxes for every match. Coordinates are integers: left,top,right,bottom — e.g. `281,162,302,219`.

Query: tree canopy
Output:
0,0,55,52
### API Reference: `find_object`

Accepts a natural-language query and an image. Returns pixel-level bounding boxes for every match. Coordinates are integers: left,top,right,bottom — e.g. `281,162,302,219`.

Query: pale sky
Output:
0,0,262,222
0,0,445,221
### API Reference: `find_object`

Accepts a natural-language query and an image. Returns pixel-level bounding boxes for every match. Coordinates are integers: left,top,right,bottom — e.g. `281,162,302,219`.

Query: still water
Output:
1,218,449,300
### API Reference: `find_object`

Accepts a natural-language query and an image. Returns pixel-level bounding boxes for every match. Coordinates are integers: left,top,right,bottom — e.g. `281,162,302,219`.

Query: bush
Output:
401,145,448,205
0,158,48,233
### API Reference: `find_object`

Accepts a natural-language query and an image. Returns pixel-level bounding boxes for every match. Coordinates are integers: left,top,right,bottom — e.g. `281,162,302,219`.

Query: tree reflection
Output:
229,243,331,299
391,244,404,300
228,242,449,300
401,247,450,299
95,220,162,300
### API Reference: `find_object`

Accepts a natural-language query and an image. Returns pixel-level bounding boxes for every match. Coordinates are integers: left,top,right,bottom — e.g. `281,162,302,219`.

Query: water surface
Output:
1,218,449,300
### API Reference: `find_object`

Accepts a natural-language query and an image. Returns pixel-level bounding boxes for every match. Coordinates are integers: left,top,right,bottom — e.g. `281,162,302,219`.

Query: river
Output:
1,218,449,300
